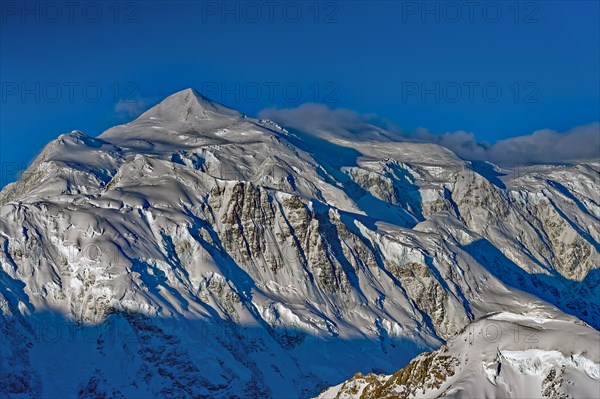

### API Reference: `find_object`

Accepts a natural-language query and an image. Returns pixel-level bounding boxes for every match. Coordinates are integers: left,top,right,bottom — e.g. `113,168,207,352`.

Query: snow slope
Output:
1,88,598,398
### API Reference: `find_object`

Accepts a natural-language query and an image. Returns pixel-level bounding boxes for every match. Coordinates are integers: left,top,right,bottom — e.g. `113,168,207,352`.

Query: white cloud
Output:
260,103,388,139
259,104,600,165
114,97,157,119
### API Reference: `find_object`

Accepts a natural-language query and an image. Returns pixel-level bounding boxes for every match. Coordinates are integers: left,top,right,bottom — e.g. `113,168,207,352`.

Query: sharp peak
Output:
158,87,218,108
137,87,241,120
169,87,210,102
164,87,239,108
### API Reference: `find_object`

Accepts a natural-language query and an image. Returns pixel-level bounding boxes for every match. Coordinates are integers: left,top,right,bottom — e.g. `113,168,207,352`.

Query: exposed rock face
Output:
1,89,598,398
387,262,465,339
331,352,459,399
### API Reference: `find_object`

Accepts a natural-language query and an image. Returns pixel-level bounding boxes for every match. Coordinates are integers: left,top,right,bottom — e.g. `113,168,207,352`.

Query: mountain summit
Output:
1,89,598,398
99,88,242,143
136,88,240,122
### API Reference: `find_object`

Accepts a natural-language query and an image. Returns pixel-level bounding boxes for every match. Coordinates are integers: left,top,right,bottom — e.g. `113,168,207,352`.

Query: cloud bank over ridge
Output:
259,103,599,165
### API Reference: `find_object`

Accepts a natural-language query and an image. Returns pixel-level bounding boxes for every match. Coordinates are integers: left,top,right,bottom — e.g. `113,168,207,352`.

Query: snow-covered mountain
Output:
1,88,598,398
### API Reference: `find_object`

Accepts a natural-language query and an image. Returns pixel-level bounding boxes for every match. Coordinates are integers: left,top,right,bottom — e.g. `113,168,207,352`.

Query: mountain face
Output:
0,88,598,398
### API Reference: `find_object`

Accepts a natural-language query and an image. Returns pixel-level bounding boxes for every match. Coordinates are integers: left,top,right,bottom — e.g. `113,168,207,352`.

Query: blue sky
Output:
1,0,599,187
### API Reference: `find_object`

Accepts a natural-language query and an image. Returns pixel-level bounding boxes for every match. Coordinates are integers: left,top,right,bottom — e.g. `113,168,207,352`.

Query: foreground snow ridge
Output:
316,314,599,398
1,88,598,398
